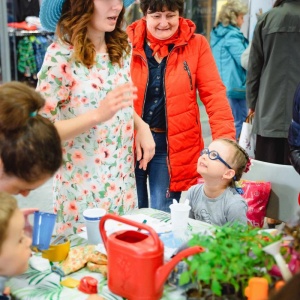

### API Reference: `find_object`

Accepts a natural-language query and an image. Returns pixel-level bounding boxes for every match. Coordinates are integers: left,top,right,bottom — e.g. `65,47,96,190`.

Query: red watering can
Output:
100,214,204,300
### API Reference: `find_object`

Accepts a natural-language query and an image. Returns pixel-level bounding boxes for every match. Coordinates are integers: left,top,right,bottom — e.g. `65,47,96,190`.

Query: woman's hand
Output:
248,108,255,116
22,208,39,236
54,82,138,141
134,113,155,170
96,82,137,123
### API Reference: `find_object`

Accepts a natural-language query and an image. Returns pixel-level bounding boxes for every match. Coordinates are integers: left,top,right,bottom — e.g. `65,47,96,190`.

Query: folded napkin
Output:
52,245,107,277
29,256,51,272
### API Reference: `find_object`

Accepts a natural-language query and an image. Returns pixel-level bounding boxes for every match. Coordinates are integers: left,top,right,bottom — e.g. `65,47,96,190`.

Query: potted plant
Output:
179,223,282,299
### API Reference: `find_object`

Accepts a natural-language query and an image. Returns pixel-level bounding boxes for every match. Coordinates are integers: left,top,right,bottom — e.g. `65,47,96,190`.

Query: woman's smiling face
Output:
145,8,180,40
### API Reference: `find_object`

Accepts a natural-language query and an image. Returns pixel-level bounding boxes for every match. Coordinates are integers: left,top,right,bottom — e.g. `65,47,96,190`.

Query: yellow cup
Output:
42,238,70,262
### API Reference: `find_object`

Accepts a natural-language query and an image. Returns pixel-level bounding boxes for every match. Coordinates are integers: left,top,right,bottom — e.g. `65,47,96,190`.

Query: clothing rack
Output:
8,27,54,82
8,28,54,37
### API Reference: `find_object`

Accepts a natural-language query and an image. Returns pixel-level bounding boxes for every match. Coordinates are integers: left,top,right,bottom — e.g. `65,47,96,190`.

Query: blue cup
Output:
32,211,57,250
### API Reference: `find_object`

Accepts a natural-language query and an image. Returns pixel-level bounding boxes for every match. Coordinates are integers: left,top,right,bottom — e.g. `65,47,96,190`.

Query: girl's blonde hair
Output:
0,193,18,252
215,0,248,27
218,138,250,188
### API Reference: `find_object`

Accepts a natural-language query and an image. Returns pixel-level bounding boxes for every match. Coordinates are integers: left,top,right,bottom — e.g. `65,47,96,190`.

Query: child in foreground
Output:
0,192,32,299
0,193,103,300
187,138,250,226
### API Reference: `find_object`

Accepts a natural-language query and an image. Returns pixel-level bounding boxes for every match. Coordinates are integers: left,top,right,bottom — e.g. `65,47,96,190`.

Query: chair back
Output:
242,159,300,223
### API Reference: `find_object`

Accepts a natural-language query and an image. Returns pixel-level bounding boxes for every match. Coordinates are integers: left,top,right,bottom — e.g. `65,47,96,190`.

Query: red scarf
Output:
146,26,179,58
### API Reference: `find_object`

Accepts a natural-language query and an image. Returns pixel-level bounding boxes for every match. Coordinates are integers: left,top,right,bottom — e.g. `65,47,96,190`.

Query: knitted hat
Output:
40,0,136,32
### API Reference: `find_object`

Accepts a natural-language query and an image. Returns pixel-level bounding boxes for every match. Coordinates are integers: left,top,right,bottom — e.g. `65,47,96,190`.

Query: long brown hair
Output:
56,0,130,68
0,82,62,183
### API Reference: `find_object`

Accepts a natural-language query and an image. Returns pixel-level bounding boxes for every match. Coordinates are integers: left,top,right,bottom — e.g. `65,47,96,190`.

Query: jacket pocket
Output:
183,61,193,91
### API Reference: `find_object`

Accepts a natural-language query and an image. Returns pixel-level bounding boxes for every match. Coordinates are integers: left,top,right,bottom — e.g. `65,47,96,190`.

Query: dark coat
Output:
246,0,300,138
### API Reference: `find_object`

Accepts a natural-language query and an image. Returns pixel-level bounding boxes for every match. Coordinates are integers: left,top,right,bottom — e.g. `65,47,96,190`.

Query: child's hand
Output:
22,208,39,236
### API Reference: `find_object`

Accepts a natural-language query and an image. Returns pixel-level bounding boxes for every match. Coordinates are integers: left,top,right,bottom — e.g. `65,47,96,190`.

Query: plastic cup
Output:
32,211,57,250
169,203,191,240
83,208,106,245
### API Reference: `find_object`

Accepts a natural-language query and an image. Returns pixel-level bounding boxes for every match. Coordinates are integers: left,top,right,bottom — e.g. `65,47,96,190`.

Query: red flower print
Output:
108,183,117,193
95,157,101,164
50,43,59,50
125,122,133,133
66,162,73,171
66,201,78,215
104,150,110,158
91,83,98,90
81,97,88,104
60,64,68,75
72,150,84,162
125,191,134,202
83,172,90,179
42,101,56,114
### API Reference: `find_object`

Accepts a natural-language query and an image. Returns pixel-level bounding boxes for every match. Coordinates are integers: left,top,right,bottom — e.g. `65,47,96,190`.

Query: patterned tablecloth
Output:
8,208,213,300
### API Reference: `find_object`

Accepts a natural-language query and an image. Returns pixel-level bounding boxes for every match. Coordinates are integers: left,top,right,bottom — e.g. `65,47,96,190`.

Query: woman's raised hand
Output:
96,82,137,123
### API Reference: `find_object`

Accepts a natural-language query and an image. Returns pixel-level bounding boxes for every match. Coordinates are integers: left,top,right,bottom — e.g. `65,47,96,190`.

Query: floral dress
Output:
36,41,137,235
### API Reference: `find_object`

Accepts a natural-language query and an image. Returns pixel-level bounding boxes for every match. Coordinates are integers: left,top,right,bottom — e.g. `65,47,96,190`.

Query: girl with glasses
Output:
186,138,250,226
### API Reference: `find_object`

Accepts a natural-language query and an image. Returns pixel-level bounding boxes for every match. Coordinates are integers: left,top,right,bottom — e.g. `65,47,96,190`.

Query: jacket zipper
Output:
163,49,176,196
183,61,193,90
163,45,188,194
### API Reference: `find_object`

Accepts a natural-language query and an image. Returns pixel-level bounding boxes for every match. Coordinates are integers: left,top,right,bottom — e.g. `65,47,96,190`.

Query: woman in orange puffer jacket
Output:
127,0,236,212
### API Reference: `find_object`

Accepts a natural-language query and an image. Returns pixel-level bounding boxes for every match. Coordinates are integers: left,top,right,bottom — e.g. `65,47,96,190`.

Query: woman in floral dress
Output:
37,0,155,235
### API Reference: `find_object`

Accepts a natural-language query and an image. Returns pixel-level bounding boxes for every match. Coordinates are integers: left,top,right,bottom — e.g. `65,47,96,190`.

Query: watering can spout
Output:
155,245,204,292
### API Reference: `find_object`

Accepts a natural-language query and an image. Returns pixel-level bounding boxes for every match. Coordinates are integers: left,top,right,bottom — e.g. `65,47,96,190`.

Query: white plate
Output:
104,214,172,235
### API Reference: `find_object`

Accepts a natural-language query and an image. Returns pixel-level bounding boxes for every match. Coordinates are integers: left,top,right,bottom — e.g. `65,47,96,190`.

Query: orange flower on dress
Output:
66,200,79,216
72,150,84,163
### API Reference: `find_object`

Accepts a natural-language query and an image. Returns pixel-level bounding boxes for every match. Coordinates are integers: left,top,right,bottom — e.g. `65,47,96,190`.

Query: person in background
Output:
210,0,249,141
187,138,249,226
127,0,236,213
37,0,155,235
246,0,300,166
246,0,300,227
0,81,63,234
288,83,300,174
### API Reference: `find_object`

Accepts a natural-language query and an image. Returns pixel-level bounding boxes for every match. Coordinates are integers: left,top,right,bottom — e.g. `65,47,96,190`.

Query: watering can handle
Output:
100,214,161,250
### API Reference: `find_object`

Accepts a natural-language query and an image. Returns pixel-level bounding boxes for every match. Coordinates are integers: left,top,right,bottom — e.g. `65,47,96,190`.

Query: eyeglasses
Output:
200,148,232,170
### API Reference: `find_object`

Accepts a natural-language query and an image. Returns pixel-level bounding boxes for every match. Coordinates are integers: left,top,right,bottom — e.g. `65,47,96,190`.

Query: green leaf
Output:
179,271,190,285
197,264,212,281
211,279,222,296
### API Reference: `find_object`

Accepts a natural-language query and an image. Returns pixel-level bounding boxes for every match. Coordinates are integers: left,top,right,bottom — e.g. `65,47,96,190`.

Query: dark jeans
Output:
228,97,248,140
135,132,181,213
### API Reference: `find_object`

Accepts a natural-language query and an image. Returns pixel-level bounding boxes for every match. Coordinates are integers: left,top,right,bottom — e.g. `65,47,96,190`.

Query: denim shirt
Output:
142,42,169,129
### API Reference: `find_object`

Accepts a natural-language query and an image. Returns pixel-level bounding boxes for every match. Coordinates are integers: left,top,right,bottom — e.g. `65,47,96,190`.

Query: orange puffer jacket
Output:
127,18,236,192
